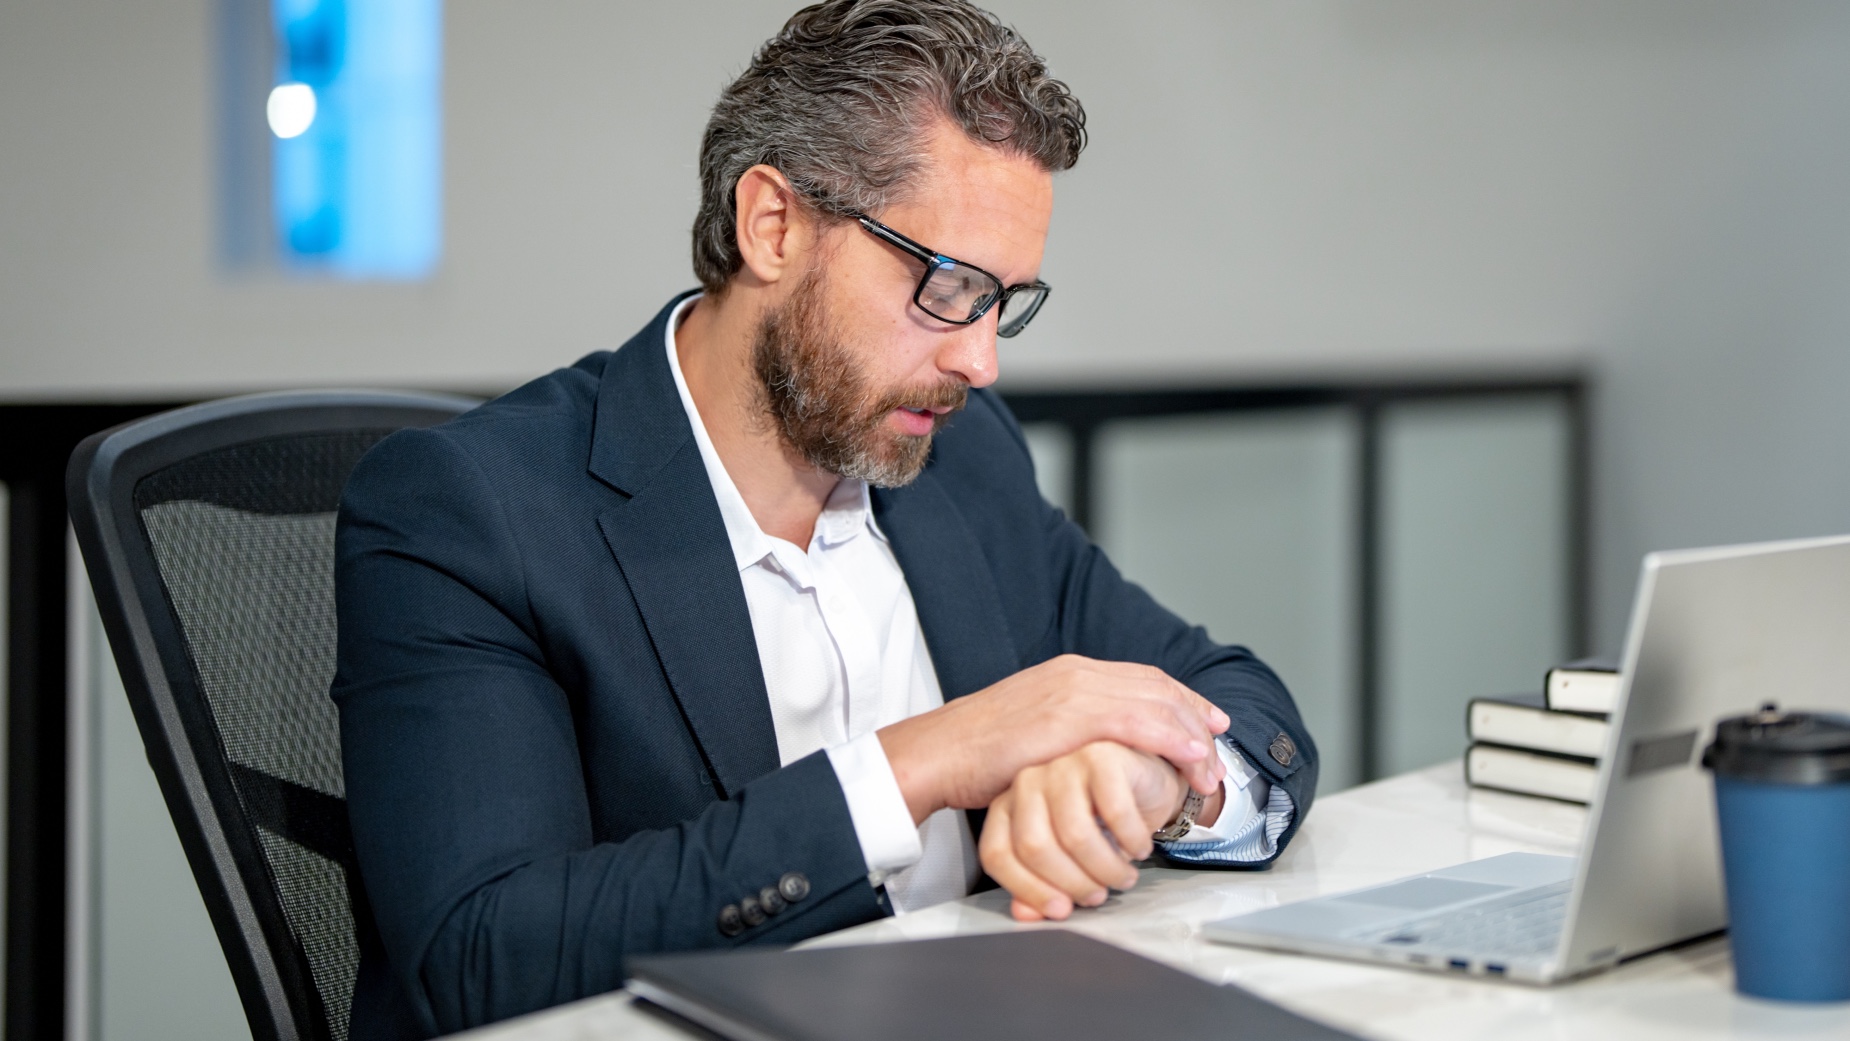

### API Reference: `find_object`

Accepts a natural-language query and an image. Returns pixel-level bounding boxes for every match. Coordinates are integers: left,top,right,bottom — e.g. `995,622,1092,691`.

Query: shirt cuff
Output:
1156,737,1296,863
1179,738,1257,841
825,731,923,882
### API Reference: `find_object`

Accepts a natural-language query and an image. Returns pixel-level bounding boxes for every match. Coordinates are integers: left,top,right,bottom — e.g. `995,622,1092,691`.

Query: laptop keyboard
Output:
1368,882,1570,958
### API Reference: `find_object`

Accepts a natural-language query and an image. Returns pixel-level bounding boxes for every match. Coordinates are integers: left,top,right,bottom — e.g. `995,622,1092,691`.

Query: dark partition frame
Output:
2,402,185,1041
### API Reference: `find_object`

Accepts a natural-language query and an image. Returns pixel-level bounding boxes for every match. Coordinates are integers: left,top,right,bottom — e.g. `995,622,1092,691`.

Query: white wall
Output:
0,1,790,398
8,1,1850,645
998,0,1850,647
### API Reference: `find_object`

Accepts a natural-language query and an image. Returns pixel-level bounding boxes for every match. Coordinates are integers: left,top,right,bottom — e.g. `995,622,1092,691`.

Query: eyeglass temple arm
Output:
855,212,1043,316
854,214,941,266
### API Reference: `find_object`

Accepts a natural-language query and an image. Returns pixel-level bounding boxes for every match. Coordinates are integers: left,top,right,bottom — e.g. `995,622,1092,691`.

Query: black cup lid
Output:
1701,703,1850,784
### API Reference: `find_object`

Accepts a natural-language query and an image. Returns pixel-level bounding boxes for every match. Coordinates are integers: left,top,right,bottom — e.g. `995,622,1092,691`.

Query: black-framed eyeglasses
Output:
851,212,1050,338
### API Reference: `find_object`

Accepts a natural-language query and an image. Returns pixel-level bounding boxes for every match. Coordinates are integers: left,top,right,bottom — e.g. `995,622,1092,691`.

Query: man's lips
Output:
890,405,950,437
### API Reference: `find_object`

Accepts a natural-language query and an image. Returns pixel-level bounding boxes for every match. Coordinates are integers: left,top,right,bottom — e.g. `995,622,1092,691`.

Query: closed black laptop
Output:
626,929,1359,1041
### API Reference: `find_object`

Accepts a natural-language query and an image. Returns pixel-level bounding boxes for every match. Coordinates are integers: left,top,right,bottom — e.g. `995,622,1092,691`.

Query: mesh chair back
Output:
68,391,477,1041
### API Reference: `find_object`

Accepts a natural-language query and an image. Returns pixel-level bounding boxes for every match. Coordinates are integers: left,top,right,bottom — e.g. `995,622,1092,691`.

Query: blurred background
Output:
5,1,1850,1037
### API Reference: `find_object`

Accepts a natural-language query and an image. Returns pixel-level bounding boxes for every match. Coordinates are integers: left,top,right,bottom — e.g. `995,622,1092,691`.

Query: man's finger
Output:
1136,692,1221,755
980,798,1076,920
1010,780,1109,907
1048,766,1138,891
1088,755,1157,862
1099,709,1210,772
1118,700,1225,794
1058,695,1224,801
1152,677,1229,735
1177,750,1225,796
1103,663,1228,735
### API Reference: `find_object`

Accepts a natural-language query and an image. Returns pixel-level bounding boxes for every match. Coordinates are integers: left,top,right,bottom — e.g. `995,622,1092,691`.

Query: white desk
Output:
457,762,1850,1041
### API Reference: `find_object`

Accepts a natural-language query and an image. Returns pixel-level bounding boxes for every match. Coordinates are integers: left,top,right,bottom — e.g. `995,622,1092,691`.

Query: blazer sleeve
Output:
978,395,1320,863
332,427,882,1035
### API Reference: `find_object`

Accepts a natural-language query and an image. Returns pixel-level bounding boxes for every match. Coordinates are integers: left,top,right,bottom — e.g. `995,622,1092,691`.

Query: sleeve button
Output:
759,885,788,915
739,895,766,927
1268,733,1296,767
778,872,811,903
717,904,744,937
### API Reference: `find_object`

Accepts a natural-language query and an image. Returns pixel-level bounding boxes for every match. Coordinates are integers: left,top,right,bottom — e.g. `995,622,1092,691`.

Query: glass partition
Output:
1377,396,1572,776
1006,382,1583,794
1094,410,1361,792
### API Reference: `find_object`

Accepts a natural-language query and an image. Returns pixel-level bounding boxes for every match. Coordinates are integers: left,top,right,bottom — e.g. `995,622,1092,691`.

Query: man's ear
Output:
733,165,811,287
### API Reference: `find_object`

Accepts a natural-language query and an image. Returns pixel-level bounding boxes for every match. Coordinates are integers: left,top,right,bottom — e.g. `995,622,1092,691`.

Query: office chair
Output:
67,390,479,1041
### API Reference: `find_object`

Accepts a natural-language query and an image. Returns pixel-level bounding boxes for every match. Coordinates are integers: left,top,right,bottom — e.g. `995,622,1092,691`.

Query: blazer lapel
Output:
872,471,1020,701
590,297,781,798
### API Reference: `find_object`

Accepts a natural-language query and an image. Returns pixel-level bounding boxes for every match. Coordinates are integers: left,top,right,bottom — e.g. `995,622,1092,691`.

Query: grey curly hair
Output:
692,0,1087,293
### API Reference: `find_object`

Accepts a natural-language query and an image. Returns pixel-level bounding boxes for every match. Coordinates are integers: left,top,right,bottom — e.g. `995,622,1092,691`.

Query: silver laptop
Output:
1204,534,1850,984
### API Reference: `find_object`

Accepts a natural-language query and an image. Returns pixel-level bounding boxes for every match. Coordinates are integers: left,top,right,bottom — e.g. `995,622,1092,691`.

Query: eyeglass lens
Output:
918,259,1000,325
996,285,1048,338
917,259,1047,337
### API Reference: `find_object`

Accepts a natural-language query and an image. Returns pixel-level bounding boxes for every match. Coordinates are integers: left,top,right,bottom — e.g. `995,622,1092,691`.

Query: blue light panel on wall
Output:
268,0,441,278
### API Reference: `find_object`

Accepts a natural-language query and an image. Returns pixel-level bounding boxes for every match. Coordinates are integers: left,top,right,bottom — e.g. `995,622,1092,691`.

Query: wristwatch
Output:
1152,787,1206,842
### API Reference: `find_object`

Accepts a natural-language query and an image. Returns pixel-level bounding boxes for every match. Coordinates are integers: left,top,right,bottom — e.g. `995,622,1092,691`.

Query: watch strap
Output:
1152,787,1206,842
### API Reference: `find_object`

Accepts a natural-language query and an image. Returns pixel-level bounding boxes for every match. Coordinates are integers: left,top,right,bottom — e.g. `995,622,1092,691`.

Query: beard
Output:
751,267,968,488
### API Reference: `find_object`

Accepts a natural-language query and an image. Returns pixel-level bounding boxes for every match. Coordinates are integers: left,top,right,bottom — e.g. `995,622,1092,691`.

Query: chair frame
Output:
67,390,478,1041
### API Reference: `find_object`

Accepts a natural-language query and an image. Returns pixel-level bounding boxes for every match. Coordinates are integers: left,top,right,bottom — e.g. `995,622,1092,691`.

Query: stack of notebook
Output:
1464,658,1618,804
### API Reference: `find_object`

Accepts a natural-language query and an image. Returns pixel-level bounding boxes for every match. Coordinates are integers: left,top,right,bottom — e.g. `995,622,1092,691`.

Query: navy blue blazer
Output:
333,294,1318,1038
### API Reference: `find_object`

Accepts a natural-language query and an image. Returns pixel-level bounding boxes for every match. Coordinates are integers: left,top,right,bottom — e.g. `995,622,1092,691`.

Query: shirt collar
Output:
814,478,876,549
663,294,884,575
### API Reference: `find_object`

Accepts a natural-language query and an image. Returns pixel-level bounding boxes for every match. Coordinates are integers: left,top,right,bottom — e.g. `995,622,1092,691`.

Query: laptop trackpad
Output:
1334,877,1514,911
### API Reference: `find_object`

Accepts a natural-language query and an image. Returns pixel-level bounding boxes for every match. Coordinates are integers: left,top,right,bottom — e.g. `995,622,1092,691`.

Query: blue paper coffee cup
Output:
1702,704,1850,1003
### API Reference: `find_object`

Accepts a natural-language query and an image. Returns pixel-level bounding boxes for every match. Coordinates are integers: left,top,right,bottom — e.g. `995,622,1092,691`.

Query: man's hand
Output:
877,655,1228,825
979,741,1225,922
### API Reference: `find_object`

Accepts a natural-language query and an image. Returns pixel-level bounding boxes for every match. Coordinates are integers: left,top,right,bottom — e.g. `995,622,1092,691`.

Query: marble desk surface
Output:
457,761,1850,1041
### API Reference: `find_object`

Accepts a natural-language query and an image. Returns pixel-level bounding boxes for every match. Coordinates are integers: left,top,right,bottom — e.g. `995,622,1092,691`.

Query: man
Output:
333,2,1317,1037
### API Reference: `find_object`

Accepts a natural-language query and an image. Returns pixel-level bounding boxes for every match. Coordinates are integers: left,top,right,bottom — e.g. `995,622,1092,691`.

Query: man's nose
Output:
937,318,1000,389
